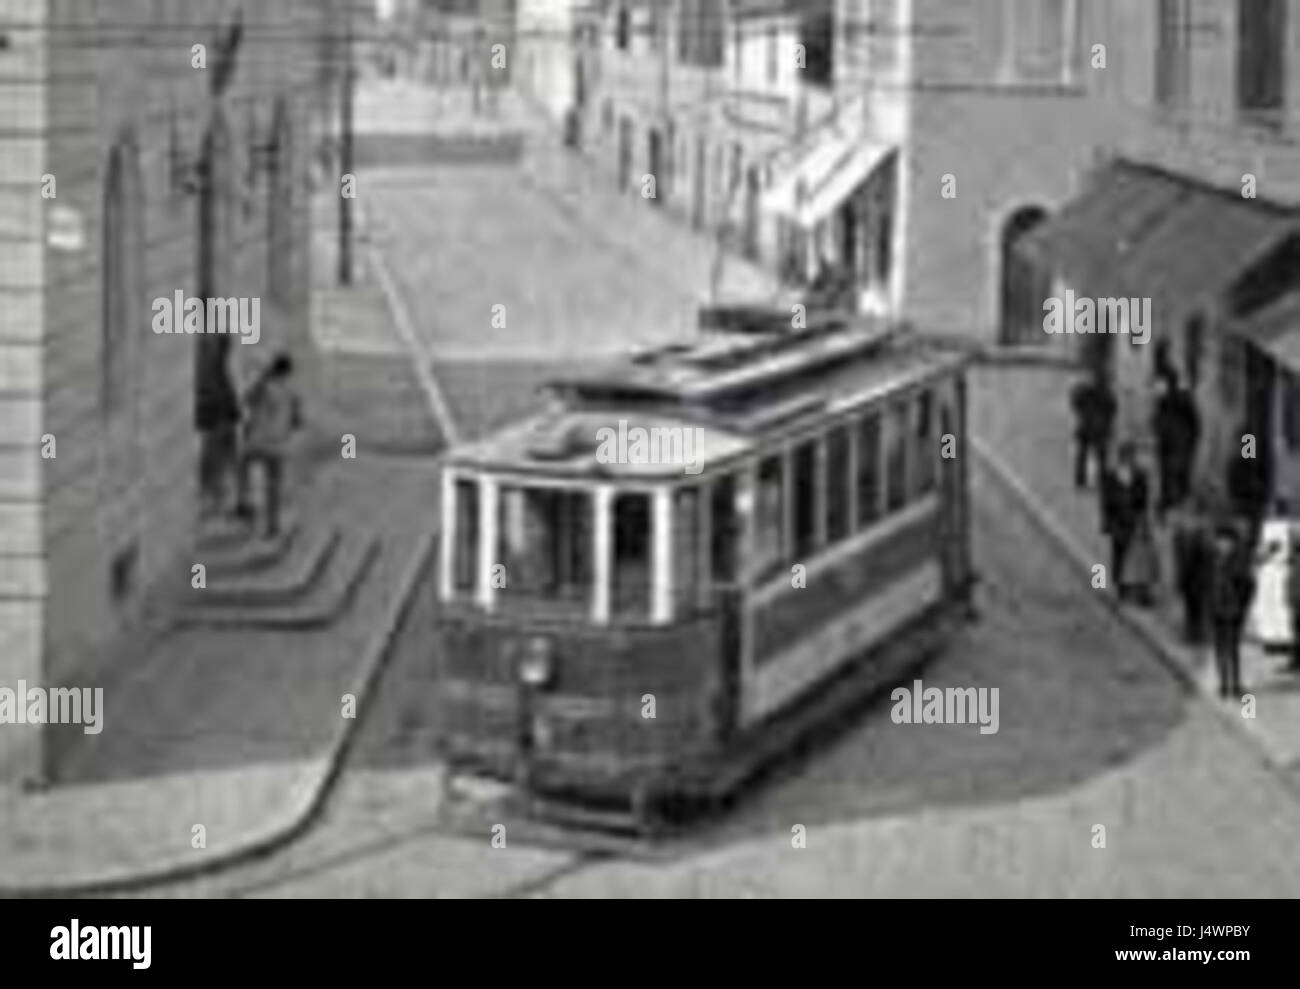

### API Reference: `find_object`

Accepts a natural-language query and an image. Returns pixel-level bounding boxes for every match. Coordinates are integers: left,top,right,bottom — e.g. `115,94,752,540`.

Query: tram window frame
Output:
855,410,883,528
494,483,595,617
673,484,705,615
452,477,479,595
791,438,819,562
710,472,739,585
885,399,910,513
611,490,653,620
753,452,786,582
914,388,937,497
826,422,852,543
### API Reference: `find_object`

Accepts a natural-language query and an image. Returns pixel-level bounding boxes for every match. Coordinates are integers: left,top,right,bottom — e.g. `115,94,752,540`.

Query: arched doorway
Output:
195,109,241,515
266,96,294,310
999,205,1052,346
101,133,146,591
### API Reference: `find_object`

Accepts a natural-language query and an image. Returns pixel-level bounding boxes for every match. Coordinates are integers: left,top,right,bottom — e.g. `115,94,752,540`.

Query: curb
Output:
1,528,437,898
970,435,1299,777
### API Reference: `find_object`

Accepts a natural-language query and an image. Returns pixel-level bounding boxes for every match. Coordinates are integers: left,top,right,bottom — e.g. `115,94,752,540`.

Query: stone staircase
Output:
165,471,382,631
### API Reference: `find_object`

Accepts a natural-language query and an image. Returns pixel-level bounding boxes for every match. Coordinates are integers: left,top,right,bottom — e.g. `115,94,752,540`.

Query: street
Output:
96,79,1300,900
129,459,1300,898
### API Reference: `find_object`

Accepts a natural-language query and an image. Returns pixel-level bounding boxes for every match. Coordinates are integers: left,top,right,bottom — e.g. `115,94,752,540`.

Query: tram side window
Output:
826,424,851,542
914,390,937,496
612,492,652,619
885,401,909,512
710,473,738,583
753,454,786,581
856,412,882,527
496,486,593,613
673,487,703,613
453,478,479,594
791,440,819,561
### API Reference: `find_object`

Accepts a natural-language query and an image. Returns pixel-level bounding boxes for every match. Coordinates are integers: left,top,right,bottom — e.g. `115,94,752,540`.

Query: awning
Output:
1018,159,1300,303
1117,191,1300,305
1014,161,1191,298
1232,294,1300,374
761,135,895,229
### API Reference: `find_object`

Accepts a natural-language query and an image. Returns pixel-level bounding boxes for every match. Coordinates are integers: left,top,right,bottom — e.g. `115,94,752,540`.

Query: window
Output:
856,412,882,526
914,391,937,496
791,440,819,560
885,402,909,512
616,3,630,50
826,425,852,542
1002,0,1072,84
496,486,593,615
1155,0,1192,109
1238,0,1287,116
682,0,724,67
754,454,786,579
766,25,779,84
612,492,651,618
453,478,479,593
711,474,738,583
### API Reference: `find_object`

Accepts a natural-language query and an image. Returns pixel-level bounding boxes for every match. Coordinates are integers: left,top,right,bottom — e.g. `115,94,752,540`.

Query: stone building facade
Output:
0,0,334,783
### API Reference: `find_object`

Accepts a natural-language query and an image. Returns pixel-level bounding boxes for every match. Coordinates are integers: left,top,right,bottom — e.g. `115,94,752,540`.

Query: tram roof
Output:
446,308,967,481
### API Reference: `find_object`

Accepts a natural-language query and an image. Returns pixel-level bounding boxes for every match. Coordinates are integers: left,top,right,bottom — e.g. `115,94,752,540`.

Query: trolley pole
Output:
338,0,355,286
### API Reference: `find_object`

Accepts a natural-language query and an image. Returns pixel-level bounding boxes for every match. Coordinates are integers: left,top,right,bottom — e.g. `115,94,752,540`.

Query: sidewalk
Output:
0,458,438,894
0,189,446,896
971,362,1300,772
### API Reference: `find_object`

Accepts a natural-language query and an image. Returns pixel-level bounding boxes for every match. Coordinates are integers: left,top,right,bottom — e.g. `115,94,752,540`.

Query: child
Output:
234,353,301,539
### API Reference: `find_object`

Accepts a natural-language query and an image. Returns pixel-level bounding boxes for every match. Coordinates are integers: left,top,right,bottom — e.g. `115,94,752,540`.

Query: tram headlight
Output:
518,636,554,688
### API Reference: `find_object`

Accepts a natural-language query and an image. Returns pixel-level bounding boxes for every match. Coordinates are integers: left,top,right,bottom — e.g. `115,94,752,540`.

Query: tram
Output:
432,306,974,829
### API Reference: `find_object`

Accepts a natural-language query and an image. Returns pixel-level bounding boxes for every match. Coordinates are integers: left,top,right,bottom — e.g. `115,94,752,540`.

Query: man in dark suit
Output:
1071,371,1117,489
1102,441,1150,602
1209,523,1255,699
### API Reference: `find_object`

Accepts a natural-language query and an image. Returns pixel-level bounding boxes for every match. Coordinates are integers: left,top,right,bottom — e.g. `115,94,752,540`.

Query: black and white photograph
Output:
0,0,1291,951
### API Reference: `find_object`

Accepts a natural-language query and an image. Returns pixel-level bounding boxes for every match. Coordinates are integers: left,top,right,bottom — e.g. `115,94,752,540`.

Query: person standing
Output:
1167,376,1201,512
1287,529,1300,672
1070,371,1117,489
1209,522,1255,699
196,337,241,519
1102,441,1151,602
234,353,302,539
1151,372,1179,521
1171,499,1213,644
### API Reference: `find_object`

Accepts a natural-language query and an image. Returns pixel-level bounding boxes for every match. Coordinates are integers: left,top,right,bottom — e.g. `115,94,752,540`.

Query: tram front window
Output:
496,485,593,616
612,492,651,619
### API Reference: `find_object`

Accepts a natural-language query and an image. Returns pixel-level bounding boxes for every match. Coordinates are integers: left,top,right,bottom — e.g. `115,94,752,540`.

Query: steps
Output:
173,514,381,630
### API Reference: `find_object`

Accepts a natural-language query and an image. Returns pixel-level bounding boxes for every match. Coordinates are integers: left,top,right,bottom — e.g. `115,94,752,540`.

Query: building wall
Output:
0,0,327,783
0,0,49,783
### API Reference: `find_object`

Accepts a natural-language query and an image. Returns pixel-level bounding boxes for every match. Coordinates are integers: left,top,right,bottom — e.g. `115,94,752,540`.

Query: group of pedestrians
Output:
196,350,302,540
1069,366,1256,698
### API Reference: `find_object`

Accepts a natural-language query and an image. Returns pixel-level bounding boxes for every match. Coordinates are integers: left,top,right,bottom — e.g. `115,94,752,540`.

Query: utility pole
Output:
338,0,355,286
